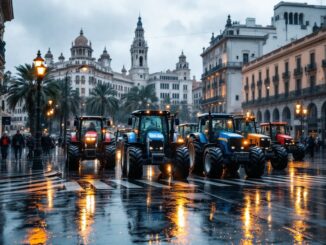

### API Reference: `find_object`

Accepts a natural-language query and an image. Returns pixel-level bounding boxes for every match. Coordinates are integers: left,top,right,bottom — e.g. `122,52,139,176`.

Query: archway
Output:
264,110,271,122
307,103,318,135
282,107,291,124
272,108,280,122
256,110,262,123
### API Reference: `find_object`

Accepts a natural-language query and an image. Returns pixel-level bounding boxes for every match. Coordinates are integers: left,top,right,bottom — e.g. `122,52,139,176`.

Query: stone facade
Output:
242,28,326,142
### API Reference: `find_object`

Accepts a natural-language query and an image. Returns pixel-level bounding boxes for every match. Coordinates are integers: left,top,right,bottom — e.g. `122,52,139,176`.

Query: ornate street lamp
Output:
33,50,47,162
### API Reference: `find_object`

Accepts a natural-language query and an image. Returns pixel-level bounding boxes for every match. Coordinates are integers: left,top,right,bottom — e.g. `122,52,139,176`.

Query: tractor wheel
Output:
187,140,203,174
173,147,190,180
203,147,223,178
67,145,80,170
292,143,305,161
125,147,143,179
244,146,266,178
271,145,288,170
104,145,116,169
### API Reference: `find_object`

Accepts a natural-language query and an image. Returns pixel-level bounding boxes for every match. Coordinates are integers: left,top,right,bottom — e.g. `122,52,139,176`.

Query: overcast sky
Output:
4,0,324,79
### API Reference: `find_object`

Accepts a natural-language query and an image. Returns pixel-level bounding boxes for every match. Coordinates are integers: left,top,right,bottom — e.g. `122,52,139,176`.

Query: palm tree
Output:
86,81,118,118
123,84,158,111
55,78,81,138
7,64,59,135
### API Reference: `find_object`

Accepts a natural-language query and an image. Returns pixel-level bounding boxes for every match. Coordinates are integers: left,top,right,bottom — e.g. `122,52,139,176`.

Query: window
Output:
296,56,301,69
285,61,289,72
139,56,143,67
251,90,255,101
275,65,278,75
296,79,301,95
258,88,262,99
259,71,262,80
183,85,188,91
243,53,249,64
235,95,239,101
284,82,289,97
310,75,315,88
183,94,187,100
310,52,315,64
172,84,179,90
81,88,85,94
81,76,85,85
76,75,80,85
160,83,169,89
184,77,186,80
274,84,279,97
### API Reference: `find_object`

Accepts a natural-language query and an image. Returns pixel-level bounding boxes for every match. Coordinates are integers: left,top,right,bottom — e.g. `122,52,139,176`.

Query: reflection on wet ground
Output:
0,148,325,244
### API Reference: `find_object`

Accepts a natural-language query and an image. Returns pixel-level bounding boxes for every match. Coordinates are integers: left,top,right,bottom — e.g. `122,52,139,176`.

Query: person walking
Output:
307,134,316,158
12,130,25,161
0,132,10,160
26,135,35,160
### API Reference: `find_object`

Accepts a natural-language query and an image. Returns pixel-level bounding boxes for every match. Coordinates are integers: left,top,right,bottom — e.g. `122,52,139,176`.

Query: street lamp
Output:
295,102,308,138
47,100,55,134
33,50,47,161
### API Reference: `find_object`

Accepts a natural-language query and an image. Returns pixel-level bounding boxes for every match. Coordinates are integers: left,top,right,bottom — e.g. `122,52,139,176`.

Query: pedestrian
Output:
12,130,25,160
41,133,53,155
0,132,10,160
26,135,35,160
307,134,315,158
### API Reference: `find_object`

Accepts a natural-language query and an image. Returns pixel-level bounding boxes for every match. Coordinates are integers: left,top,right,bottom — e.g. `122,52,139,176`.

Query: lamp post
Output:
47,100,54,135
295,102,308,138
33,51,47,162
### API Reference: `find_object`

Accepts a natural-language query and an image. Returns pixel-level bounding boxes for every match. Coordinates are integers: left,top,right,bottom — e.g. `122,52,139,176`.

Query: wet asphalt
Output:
0,147,325,244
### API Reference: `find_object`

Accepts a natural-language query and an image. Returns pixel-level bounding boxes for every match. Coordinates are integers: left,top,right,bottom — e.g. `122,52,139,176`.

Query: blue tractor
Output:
117,110,190,179
187,113,265,178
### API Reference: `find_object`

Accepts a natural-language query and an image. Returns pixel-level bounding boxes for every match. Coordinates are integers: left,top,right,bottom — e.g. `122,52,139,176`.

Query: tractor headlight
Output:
159,146,163,151
241,146,244,150
231,146,235,150
86,137,96,143
261,138,265,141
149,146,154,150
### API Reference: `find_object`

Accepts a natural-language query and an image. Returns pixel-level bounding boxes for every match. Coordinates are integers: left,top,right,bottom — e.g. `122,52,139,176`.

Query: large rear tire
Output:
173,147,190,180
104,145,116,169
187,140,203,174
292,143,305,161
271,145,288,170
125,147,143,179
244,146,265,178
67,144,80,170
203,147,223,178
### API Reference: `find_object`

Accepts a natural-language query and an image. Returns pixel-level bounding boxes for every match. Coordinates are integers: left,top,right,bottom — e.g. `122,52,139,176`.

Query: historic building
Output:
242,27,326,142
201,15,276,113
192,78,202,113
264,1,326,54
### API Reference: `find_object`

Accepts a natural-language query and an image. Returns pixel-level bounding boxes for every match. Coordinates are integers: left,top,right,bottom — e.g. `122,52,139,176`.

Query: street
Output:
0,148,325,244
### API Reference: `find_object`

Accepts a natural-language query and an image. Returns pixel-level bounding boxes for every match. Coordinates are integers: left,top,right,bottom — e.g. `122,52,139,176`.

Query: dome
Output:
45,48,53,58
121,65,127,73
74,29,88,46
58,52,65,61
179,51,186,59
100,47,111,59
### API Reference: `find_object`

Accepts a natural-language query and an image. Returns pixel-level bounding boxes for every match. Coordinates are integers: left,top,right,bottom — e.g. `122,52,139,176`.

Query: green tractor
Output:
116,110,190,179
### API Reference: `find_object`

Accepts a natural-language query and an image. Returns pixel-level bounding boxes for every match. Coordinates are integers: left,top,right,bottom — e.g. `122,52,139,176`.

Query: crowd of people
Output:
0,130,55,161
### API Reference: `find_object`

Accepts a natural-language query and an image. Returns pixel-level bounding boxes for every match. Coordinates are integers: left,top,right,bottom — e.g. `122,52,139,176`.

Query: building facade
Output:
201,15,276,113
264,2,326,54
192,79,202,113
242,28,326,142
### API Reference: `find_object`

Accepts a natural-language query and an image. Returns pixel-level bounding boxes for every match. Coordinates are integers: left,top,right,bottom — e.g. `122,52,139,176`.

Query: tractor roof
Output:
78,116,106,120
179,123,197,127
197,113,233,119
131,110,171,116
233,114,256,121
260,122,289,126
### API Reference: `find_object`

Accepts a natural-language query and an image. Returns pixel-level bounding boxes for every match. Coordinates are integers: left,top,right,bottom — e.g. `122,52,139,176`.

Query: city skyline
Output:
5,0,324,79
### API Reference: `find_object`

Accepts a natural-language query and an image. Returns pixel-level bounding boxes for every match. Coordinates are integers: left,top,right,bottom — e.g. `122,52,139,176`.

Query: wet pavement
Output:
0,147,325,244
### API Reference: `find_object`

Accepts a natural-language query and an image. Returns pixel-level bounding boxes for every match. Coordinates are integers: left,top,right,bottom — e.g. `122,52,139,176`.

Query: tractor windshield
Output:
81,120,102,136
271,125,289,138
211,118,234,133
235,119,256,134
140,115,168,135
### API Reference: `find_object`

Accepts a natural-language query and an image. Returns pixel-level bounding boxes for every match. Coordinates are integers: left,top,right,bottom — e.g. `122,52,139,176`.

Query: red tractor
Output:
260,122,305,161
67,116,116,169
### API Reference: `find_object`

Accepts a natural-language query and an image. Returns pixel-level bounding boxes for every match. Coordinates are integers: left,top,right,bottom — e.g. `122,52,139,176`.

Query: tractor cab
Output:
260,122,293,145
178,123,198,140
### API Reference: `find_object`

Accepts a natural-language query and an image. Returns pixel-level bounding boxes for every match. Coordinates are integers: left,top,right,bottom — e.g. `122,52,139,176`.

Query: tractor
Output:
67,116,116,170
117,110,190,179
260,122,305,161
177,123,198,142
187,113,265,178
233,115,288,170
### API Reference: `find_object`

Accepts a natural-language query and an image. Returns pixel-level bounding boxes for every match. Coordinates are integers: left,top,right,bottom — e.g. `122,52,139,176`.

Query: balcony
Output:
282,71,290,80
294,67,303,77
305,63,317,73
272,74,279,83
264,77,270,85
322,59,326,68
201,62,243,79
201,95,224,105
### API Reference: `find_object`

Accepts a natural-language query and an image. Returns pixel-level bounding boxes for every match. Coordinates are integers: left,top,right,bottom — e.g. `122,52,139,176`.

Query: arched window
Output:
294,13,298,25
76,75,80,85
257,111,262,123
264,110,271,122
289,12,293,24
284,12,288,25
139,56,143,67
299,13,304,25
282,107,291,124
273,108,280,122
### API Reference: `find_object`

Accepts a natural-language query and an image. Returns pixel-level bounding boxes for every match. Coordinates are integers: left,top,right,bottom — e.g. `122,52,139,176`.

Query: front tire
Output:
244,146,265,178
203,147,223,178
187,140,203,174
292,143,305,161
125,147,143,179
67,144,80,170
104,145,116,169
271,145,288,170
173,147,190,180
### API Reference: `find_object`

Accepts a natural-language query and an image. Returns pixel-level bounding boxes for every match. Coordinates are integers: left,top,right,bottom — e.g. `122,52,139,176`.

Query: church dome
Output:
74,29,88,46
45,48,53,58
100,47,111,59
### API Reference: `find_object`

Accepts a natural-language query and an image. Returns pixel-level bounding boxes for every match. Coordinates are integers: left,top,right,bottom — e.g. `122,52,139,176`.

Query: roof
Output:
260,122,289,126
197,113,233,118
74,29,89,47
179,123,197,127
131,110,171,116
